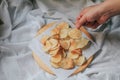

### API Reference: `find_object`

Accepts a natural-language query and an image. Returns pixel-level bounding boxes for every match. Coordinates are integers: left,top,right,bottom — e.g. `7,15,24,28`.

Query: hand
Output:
76,0,120,29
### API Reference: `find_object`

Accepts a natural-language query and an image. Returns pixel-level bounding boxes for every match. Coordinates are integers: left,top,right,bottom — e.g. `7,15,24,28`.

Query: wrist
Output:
101,0,120,16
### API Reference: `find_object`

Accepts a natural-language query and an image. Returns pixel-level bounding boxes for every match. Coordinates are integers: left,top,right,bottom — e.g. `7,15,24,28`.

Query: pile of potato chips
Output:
40,22,90,70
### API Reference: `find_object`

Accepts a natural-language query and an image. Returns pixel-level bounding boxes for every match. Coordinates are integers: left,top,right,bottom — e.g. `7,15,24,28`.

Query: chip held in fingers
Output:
40,22,90,70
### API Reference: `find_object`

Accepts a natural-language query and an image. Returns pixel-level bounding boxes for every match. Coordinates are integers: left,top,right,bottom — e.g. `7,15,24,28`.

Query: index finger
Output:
77,16,87,29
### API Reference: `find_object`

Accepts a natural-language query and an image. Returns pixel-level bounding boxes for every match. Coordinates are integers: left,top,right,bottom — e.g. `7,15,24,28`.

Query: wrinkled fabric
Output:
0,0,120,80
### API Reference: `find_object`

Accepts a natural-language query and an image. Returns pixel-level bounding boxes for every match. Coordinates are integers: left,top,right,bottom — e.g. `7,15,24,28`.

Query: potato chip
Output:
49,48,59,56
62,50,67,58
60,29,69,38
50,62,61,68
51,34,60,39
40,35,50,45
69,48,82,59
61,58,74,69
42,41,51,52
75,55,86,66
60,40,70,50
68,51,79,59
69,39,77,51
71,48,82,56
49,38,58,49
76,37,89,49
50,44,60,51
68,28,82,39
51,28,60,36
50,53,62,63
56,22,69,30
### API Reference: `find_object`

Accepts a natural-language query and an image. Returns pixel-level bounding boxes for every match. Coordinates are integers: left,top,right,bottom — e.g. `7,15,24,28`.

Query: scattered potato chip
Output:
50,28,60,36
60,29,69,38
49,48,59,56
68,28,82,39
56,22,69,30
76,37,89,49
71,48,82,56
68,52,79,59
50,62,61,68
50,53,62,63
51,34,60,39
61,58,74,69
50,44,60,51
60,40,70,50
49,38,58,49
42,41,51,52
68,48,82,59
74,55,86,66
69,39,77,51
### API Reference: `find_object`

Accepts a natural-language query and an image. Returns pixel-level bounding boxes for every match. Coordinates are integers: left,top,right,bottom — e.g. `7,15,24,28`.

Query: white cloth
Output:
0,0,120,80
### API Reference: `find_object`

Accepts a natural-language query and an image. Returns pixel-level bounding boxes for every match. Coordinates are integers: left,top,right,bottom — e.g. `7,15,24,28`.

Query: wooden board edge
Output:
32,52,55,75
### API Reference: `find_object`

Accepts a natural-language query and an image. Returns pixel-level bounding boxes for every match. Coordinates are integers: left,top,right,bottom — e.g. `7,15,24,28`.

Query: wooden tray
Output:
32,22,94,77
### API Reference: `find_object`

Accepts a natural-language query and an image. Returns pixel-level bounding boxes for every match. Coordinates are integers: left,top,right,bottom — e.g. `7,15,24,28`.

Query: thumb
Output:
98,15,110,24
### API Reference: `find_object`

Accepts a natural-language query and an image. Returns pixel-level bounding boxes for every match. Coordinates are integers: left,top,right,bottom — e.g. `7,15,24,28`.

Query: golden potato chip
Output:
50,53,62,63
50,62,61,68
68,48,82,59
69,39,77,51
40,35,50,45
49,38,58,49
68,28,82,39
50,28,60,36
49,48,59,56
56,22,69,30
60,29,69,38
51,34,60,39
50,44,60,51
60,40,70,50
42,41,51,52
61,58,74,69
71,48,82,56
75,55,86,66
68,52,79,59
76,37,89,49
62,50,67,58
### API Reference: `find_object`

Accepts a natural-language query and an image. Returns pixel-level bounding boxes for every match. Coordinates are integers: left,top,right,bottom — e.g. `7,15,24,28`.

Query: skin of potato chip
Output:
68,28,82,39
